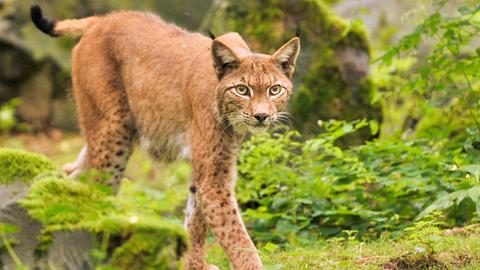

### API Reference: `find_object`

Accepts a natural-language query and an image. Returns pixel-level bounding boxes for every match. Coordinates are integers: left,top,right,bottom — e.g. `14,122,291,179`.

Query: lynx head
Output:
211,34,300,134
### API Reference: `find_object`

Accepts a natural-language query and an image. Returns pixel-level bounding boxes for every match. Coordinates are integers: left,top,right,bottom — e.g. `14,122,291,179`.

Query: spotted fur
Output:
32,6,300,269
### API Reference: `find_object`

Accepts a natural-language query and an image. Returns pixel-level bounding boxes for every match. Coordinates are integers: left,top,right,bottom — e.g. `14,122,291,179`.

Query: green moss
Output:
0,149,188,268
0,148,57,184
110,229,187,270
20,177,116,227
20,175,188,269
21,176,188,269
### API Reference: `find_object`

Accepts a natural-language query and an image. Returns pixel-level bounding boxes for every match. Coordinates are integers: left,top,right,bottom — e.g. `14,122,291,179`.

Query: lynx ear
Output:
211,40,240,79
272,37,301,78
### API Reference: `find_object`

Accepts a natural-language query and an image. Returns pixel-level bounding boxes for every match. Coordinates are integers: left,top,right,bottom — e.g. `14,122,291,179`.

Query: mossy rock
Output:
21,177,116,227
202,0,382,143
21,177,188,269
22,177,188,269
0,149,188,269
109,227,187,270
0,148,57,184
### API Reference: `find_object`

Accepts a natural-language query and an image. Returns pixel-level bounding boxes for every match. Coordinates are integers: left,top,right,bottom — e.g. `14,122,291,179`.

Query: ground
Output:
1,133,479,269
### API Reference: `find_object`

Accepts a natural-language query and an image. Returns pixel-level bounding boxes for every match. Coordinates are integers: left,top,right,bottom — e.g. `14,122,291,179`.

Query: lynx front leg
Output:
183,190,219,270
189,117,263,269
190,144,261,268
196,176,262,270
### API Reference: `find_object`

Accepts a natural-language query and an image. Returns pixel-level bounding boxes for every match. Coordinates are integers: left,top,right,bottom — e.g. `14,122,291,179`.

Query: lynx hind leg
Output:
84,120,134,192
63,145,87,177
77,90,135,191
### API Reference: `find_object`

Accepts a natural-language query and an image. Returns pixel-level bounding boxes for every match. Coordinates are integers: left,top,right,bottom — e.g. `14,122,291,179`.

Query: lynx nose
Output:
254,113,269,123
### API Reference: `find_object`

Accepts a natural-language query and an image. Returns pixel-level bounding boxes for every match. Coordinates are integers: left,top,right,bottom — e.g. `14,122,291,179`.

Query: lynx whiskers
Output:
31,4,300,269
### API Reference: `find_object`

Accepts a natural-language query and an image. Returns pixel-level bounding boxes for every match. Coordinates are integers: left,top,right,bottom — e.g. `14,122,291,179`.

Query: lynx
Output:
31,5,300,270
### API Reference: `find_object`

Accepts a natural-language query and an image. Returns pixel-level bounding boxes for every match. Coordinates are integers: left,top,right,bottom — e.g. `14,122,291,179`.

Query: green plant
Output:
403,216,444,254
417,185,480,221
237,120,479,244
0,223,27,270
0,99,20,134
375,1,480,139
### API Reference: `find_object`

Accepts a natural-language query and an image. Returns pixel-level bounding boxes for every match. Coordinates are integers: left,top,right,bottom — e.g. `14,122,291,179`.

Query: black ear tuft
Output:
295,26,301,38
272,37,301,78
207,30,216,40
211,40,240,79
30,5,58,37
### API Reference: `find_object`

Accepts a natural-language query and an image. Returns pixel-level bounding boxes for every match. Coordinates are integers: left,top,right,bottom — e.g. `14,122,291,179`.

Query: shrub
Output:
374,1,480,139
237,121,480,244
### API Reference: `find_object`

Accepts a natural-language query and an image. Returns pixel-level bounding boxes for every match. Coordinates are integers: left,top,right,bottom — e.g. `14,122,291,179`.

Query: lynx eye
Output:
269,85,284,97
233,85,251,98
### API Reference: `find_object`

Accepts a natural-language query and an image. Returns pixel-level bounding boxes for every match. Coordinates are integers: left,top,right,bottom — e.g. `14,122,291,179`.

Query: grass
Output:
1,134,480,269
207,228,480,269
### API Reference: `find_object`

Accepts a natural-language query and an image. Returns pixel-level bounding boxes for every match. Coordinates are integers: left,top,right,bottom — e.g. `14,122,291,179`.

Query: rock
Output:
334,0,415,44
334,47,370,87
0,149,93,269
0,43,36,82
0,13,76,132
0,182,43,269
0,198,93,270
0,149,188,269
17,62,54,130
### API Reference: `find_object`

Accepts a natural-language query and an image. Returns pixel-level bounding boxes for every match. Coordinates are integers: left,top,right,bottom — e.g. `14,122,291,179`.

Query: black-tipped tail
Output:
30,5,58,37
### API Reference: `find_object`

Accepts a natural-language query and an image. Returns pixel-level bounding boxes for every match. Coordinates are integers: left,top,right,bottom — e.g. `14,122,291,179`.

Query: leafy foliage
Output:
237,121,480,244
0,99,28,134
375,1,480,139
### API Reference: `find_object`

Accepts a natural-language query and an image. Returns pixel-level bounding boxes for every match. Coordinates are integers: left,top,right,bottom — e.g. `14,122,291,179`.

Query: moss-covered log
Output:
0,148,188,269
202,0,382,143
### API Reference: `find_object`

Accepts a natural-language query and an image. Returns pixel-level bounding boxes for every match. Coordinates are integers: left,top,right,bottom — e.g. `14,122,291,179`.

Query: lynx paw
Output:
62,162,77,175
62,145,87,177
206,265,220,270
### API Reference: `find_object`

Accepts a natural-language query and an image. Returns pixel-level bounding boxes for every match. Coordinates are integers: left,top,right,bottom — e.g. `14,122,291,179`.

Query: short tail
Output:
30,5,98,37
